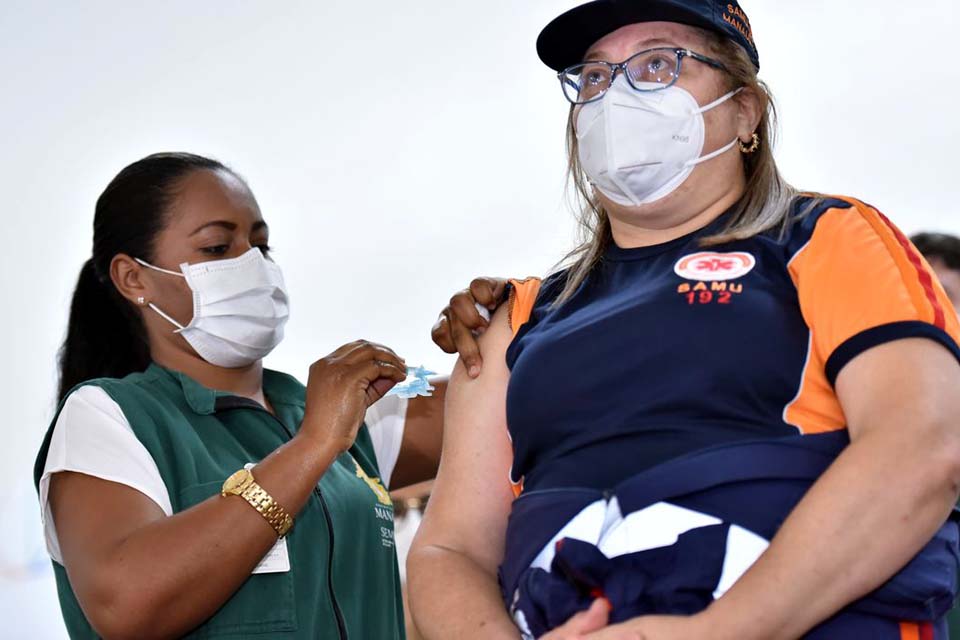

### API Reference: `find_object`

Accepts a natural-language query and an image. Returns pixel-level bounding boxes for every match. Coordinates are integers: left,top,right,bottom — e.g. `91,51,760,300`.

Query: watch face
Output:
223,469,250,494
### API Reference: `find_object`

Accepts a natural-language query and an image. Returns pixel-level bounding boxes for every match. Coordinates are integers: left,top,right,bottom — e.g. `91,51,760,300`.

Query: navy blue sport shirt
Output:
503,195,960,494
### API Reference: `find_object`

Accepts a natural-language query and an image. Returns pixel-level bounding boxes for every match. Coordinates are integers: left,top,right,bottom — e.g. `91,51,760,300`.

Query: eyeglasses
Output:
559,47,728,105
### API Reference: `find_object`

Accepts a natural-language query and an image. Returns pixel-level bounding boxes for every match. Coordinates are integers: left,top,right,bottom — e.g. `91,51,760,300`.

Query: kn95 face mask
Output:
576,76,742,206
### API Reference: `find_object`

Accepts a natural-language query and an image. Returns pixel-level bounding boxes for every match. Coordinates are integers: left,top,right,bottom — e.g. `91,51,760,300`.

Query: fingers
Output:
361,358,407,385
469,277,507,310
338,340,406,371
449,312,483,378
576,598,611,633
433,306,484,378
316,340,408,401
443,286,493,378
369,377,397,401
449,289,489,333
431,311,457,354
549,599,610,638
368,346,406,374
361,359,407,405
431,278,508,364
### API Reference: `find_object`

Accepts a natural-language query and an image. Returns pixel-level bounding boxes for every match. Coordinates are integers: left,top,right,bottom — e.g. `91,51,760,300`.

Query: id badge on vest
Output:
253,537,290,574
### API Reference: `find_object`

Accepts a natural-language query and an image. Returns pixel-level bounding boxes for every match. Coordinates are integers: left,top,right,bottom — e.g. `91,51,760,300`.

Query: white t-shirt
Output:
39,385,408,564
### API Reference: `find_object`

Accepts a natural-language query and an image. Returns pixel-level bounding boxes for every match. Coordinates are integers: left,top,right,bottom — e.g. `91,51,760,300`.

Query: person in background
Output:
392,480,433,640
913,231,960,640
34,152,479,639
913,233,960,311
410,1,960,638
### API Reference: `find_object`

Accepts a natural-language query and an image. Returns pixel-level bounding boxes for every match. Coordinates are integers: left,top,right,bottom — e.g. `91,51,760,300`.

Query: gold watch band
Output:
221,468,294,538
240,482,294,537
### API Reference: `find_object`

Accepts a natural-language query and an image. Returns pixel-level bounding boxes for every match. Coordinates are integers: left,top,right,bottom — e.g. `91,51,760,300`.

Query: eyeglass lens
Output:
562,49,681,103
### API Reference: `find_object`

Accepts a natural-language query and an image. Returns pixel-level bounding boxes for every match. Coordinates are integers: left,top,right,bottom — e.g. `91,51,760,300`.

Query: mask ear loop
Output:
134,257,188,332
695,87,744,115
685,137,740,168
685,87,745,168
146,302,187,331
134,257,185,277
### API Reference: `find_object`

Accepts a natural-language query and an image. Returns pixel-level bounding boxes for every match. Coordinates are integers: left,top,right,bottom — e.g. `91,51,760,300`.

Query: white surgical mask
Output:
136,247,290,368
576,77,742,206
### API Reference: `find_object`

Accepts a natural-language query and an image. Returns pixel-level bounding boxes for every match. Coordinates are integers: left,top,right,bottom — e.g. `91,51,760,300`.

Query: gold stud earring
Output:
739,133,760,154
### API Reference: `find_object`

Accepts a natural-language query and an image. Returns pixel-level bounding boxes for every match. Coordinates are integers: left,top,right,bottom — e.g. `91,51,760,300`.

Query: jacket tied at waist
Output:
499,431,960,639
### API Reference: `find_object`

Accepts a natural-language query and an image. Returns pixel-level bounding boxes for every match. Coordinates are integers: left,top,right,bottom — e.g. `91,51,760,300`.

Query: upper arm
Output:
412,305,516,575
790,200,960,387
390,379,446,489
836,338,960,444
51,472,167,586
790,199,960,440
43,388,169,606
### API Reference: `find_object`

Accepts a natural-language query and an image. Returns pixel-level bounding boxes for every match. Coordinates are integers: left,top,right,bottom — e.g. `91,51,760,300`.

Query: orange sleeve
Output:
507,278,543,337
504,277,542,498
789,197,960,386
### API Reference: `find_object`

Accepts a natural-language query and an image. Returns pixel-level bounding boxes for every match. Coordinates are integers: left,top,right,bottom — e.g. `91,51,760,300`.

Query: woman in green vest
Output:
34,152,472,639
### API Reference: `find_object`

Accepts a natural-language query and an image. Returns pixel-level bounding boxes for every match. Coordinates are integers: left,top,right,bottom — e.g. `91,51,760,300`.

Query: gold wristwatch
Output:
221,468,294,538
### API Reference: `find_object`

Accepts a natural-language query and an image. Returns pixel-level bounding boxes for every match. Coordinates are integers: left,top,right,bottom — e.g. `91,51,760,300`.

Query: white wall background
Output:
1,1,957,636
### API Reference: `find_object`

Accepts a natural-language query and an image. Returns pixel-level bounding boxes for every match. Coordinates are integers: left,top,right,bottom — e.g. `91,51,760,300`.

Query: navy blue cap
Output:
537,0,759,72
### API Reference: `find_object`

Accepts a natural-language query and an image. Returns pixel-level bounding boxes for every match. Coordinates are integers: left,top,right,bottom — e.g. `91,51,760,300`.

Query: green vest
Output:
33,363,405,639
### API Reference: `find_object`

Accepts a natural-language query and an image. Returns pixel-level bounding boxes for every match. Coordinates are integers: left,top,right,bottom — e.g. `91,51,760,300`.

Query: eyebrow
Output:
584,38,679,62
189,220,269,236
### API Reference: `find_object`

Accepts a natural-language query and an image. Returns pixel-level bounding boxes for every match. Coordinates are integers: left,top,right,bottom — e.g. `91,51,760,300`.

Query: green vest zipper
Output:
217,396,349,640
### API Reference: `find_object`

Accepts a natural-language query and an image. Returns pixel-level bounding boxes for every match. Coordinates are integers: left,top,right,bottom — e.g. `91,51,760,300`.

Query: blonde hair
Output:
555,29,812,304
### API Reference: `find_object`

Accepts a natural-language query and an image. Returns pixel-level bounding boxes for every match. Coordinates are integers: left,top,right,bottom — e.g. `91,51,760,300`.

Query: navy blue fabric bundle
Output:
500,431,960,637
514,526,729,637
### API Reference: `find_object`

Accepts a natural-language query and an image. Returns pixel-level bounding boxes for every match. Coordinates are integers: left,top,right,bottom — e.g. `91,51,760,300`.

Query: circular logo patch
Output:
674,251,756,281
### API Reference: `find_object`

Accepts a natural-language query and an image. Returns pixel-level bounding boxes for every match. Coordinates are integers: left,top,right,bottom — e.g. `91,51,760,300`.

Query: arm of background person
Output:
407,306,520,640
389,378,447,489
389,276,511,487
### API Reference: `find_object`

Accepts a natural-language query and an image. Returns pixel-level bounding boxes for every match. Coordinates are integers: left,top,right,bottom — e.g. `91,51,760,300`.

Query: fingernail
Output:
468,365,480,377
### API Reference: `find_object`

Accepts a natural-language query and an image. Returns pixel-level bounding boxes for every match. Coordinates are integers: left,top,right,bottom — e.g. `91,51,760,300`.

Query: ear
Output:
110,254,150,307
734,86,764,142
